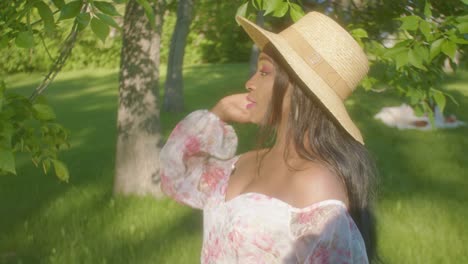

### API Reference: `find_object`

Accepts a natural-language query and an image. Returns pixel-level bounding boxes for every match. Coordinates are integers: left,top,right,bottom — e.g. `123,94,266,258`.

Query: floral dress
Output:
160,110,368,264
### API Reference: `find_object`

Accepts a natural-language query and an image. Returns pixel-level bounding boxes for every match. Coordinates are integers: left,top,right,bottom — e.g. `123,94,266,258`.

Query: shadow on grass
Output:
349,85,467,201
348,80,468,261
0,70,120,234
1,65,467,263
0,65,248,263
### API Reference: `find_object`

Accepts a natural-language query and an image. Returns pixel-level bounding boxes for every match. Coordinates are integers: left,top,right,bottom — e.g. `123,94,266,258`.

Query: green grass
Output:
1,65,467,263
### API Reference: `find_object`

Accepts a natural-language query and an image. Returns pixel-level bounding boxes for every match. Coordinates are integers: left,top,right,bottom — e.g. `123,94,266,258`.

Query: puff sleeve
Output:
289,201,369,264
160,110,238,209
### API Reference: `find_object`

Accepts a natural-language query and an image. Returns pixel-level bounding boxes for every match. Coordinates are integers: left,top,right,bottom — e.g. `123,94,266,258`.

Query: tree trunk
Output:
249,11,264,76
114,0,165,197
162,0,194,112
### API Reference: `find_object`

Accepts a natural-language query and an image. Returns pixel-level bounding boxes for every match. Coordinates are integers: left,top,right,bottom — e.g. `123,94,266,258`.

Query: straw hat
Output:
236,12,369,144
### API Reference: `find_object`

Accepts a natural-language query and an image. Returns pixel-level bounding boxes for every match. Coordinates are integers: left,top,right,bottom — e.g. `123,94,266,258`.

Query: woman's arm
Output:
290,203,369,263
160,110,238,209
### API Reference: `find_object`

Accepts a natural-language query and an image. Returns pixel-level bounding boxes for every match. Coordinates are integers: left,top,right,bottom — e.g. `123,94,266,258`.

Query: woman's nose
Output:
245,78,255,91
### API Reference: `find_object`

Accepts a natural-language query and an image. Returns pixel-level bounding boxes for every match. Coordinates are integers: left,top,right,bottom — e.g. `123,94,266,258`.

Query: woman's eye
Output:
259,71,268,76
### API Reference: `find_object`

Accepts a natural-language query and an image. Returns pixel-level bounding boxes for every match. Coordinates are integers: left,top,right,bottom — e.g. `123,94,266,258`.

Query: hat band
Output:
280,27,352,100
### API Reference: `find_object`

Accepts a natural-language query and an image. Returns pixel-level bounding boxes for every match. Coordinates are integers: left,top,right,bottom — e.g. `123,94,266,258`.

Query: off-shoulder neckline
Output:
223,191,347,213
224,155,348,212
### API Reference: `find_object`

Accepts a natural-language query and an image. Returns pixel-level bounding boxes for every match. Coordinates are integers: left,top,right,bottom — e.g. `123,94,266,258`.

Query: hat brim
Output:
236,15,363,144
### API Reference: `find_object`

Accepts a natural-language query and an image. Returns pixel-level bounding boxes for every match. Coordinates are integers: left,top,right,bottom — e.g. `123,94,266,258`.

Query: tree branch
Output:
29,5,87,102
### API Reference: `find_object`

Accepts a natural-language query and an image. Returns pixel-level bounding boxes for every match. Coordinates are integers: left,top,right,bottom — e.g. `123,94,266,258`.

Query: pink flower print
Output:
203,232,223,263
253,233,275,252
307,245,330,264
160,171,175,195
184,136,201,158
200,166,225,192
296,207,328,225
227,229,245,248
296,211,315,225
171,123,182,137
251,193,270,201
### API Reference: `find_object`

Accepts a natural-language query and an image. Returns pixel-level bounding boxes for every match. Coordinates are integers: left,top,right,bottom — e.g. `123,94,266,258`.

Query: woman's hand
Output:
211,93,251,123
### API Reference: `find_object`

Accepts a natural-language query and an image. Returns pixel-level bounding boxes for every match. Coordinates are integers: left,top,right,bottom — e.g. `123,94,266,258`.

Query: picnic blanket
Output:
374,104,465,130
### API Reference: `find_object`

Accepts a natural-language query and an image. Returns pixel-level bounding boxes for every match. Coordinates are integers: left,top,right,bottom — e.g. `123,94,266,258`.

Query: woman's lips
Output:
246,102,256,109
246,96,256,109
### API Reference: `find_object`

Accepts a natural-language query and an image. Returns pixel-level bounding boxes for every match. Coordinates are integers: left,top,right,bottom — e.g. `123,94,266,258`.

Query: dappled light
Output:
1,64,467,263
0,0,468,264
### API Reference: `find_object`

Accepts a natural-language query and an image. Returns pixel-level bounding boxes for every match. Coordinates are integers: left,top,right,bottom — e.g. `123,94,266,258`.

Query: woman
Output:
160,12,376,263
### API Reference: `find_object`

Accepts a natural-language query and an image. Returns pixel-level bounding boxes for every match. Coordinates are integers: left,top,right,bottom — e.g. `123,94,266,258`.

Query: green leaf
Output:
76,12,91,31
51,159,69,182
419,20,432,41
462,0,468,5
441,40,457,59
399,15,420,31
424,1,432,18
0,148,16,175
451,37,468,44
42,159,51,175
395,51,409,69
414,104,424,117
384,46,407,58
0,123,14,148
431,89,446,113
289,3,304,22
444,92,459,106
408,48,426,70
15,31,34,49
96,13,120,29
407,89,424,105
59,0,83,20
351,28,368,39
52,0,65,9
90,17,110,42
272,2,288,17
253,0,263,10
236,2,248,20
35,1,56,35
94,1,121,16
360,76,377,91
422,101,435,126
136,0,155,30
414,45,429,63
264,0,283,15
393,39,412,48
33,104,56,121
457,22,468,34
430,38,444,60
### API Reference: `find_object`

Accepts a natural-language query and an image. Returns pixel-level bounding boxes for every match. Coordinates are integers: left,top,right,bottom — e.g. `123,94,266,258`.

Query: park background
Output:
1,0,467,263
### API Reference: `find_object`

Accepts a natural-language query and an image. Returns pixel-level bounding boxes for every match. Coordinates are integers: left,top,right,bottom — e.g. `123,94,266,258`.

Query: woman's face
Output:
245,53,277,124
245,52,292,125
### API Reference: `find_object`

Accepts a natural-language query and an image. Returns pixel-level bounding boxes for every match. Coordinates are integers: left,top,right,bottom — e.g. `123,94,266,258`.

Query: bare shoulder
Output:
230,149,266,183
235,149,268,168
288,163,348,208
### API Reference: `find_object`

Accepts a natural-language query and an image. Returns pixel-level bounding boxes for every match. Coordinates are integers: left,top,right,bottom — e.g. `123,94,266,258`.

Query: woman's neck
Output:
270,115,298,158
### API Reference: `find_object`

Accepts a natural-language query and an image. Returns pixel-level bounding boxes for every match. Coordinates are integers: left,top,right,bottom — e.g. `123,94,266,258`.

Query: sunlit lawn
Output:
0,65,467,263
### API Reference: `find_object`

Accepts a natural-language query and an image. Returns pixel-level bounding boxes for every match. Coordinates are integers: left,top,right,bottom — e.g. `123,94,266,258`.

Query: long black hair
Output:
258,44,378,261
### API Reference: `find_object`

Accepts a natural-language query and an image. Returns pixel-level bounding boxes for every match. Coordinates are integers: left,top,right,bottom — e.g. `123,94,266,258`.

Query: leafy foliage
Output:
185,1,251,64
0,81,69,180
359,0,468,119
236,0,305,22
236,0,468,122
0,0,128,179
